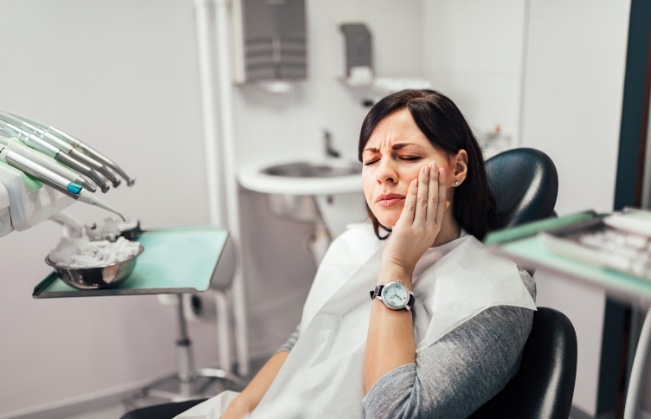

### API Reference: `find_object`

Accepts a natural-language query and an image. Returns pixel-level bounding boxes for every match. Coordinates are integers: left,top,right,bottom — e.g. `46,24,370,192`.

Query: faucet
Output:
324,130,341,158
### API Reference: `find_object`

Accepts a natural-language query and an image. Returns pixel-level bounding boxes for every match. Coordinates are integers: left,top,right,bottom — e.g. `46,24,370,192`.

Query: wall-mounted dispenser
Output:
339,23,373,86
232,0,307,88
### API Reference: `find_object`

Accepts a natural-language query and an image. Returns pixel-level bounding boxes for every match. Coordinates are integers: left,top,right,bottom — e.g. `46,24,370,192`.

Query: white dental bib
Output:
251,223,536,419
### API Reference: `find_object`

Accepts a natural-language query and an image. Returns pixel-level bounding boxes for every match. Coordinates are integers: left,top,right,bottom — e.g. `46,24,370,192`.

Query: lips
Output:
376,193,405,207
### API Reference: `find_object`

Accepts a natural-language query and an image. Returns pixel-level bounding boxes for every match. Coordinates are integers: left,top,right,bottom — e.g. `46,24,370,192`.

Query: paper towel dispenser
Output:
232,0,307,85
339,23,374,86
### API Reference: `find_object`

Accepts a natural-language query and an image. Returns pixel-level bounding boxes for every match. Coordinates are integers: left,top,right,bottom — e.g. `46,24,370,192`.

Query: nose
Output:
376,158,397,184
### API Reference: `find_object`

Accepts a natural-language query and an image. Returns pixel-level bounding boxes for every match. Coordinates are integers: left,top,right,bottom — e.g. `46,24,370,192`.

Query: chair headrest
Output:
485,148,558,230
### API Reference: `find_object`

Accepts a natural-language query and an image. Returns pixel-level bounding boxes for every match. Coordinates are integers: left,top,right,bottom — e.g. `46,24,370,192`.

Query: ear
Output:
452,149,468,186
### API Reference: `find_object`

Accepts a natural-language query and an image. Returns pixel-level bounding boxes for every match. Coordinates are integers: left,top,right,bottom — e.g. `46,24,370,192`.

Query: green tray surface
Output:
33,227,229,298
488,212,651,306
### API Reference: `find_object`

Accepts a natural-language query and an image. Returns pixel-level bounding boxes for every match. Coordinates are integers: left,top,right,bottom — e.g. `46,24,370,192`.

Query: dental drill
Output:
0,135,96,192
0,145,126,221
0,112,121,188
6,111,135,187
0,119,111,192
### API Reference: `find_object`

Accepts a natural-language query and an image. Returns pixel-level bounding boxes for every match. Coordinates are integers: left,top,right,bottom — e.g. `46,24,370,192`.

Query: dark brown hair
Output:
358,89,496,240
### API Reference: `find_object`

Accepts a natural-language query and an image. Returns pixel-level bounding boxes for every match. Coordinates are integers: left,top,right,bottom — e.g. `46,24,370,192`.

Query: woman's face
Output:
361,108,459,228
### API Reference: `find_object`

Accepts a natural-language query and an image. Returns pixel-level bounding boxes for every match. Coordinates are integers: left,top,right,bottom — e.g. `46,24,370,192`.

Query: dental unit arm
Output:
0,112,134,237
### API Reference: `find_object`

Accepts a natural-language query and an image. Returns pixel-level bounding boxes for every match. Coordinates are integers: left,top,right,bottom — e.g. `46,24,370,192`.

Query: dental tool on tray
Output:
0,144,126,221
0,118,111,193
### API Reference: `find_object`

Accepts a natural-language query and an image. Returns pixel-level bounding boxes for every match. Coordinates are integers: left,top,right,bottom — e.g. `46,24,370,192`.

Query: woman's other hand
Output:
382,161,449,278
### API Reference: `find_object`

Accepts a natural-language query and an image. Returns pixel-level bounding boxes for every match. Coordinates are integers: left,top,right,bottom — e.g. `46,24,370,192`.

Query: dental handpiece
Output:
0,120,111,192
48,125,135,187
0,146,126,221
7,112,135,187
0,111,121,188
0,135,96,192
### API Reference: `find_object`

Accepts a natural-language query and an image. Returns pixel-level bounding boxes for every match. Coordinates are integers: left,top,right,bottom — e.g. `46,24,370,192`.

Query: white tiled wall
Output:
421,0,526,144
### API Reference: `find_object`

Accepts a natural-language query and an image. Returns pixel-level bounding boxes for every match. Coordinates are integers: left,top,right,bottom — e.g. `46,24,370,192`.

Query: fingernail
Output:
423,166,429,176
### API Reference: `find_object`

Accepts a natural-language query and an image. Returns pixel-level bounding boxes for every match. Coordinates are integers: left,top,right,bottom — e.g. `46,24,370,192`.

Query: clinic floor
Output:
58,358,268,419
65,404,125,419
64,393,213,419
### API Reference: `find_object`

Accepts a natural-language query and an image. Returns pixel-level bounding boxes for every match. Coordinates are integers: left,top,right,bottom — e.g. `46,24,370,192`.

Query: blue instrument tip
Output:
67,182,82,194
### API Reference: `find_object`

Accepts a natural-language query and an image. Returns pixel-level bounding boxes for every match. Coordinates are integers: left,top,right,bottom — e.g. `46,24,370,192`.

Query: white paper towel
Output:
345,66,374,86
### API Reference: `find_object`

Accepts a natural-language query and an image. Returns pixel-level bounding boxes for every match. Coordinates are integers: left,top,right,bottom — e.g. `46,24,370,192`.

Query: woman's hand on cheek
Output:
382,162,449,277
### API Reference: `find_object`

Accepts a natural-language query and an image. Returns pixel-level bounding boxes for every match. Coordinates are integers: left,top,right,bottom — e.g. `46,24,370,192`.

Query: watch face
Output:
381,282,409,309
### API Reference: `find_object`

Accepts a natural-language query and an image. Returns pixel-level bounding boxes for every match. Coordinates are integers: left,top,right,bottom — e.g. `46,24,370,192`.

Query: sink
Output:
238,157,367,259
262,161,362,178
238,158,363,196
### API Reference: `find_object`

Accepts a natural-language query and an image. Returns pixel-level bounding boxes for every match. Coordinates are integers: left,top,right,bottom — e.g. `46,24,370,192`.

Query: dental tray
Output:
33,226,229,298
540,211,651,282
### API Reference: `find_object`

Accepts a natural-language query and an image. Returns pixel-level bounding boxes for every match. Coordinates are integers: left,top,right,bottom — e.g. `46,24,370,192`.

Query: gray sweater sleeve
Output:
361,269,536,419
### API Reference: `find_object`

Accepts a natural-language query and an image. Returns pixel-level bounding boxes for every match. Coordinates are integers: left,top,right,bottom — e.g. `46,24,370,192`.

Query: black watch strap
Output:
406,293,415,310
370,284,384,300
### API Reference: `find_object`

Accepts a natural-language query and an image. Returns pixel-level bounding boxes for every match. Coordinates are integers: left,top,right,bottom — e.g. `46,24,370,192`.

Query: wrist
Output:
229,394,253,412
378,262,414,287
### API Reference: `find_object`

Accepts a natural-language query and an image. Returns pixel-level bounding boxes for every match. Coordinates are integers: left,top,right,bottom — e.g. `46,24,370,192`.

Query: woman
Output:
222,89,537,418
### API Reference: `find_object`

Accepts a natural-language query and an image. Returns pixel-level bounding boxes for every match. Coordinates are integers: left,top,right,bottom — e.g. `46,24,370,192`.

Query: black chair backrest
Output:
470,307,578,419
485,147,559,231
472,148,576,417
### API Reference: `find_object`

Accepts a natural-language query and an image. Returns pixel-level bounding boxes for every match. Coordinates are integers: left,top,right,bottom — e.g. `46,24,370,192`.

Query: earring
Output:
454,180,459,186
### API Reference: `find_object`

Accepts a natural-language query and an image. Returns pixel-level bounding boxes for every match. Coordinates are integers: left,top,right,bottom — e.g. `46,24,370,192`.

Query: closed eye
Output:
399,155,422,161
364,159,379,166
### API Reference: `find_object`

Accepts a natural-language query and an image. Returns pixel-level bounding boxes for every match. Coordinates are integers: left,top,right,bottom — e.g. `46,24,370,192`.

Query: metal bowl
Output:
45,244,144,290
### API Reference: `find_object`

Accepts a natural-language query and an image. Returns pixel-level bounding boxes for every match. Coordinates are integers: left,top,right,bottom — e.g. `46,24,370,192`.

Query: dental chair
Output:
470,307,577,419
470,147,578,418
485,146,559,230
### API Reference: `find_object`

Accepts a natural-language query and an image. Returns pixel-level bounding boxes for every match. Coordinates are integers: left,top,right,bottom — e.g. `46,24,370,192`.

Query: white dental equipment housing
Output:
0,163,74,236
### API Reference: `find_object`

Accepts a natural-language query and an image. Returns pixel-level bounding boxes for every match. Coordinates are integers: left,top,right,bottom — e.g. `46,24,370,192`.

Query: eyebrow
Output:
363,143,423,153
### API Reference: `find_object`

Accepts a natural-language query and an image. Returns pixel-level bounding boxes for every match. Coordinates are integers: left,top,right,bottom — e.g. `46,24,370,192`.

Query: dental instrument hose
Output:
6,111,136,187
0,145,126,221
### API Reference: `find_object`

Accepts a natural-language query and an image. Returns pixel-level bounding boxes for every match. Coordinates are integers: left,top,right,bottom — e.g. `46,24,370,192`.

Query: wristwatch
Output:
370,281,415,311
